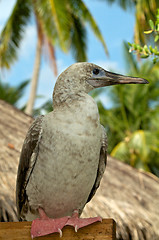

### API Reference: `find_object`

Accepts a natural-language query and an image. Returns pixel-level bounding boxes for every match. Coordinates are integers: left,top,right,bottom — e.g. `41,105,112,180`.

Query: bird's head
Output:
53,62,148,106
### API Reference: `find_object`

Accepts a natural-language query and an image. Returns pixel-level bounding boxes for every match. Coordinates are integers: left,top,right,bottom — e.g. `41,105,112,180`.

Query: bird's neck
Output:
52,76,93,108
53,84,89,109
53,90,79,108
53,91,100,125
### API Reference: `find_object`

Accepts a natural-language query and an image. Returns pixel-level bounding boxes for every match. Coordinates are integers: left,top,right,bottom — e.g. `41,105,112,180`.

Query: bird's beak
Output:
87,70,149,88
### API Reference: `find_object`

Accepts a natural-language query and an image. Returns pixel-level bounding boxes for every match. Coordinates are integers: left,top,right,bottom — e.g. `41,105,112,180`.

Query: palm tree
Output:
0,0,108,115
102,0,159,45
95,43,159,176
0,79,29,108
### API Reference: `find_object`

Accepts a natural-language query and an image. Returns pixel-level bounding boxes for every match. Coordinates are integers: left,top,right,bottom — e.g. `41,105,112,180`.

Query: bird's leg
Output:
31,207,69,238
66,209,102,232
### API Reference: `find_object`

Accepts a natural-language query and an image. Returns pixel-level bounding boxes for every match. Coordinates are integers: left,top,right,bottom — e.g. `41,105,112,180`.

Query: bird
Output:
16,62,148,238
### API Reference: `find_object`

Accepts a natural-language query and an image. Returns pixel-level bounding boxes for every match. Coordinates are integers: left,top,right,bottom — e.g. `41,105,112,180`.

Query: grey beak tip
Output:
143,79,149,84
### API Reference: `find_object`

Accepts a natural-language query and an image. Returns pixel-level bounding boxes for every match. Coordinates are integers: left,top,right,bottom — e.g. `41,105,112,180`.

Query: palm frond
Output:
70,13,87,62
0,0,31,69
48,0,65,50
34,0,71,51
70,0,108,55
102,0,135,10
33,6,58,76
0,79,29,106
33,0,108,61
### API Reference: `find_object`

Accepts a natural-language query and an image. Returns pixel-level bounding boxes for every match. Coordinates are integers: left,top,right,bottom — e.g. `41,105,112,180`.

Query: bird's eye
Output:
93,68,99,75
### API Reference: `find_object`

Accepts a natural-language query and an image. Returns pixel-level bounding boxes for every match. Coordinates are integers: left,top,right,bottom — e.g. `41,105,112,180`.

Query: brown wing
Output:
87,125,107,203
16,115,43,219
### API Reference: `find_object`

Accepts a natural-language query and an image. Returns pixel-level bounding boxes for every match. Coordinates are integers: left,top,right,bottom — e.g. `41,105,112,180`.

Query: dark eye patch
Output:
93,68,99,75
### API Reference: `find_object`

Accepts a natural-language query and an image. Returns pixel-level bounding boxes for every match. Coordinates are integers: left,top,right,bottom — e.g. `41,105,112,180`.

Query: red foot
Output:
31,208,102,238
66,210,102,231
31,208,69,238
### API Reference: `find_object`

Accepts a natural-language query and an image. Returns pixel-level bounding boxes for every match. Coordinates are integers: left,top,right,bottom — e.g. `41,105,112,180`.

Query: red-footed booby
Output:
16,63,148,238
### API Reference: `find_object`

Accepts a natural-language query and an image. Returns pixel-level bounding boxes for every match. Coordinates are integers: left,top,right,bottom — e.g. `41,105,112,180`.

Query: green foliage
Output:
0,0,108,69
103,0,135,10
69,12,87,61
75,1,108,55
111,129,159,172
0,79,29,107
0,0,108,115
104,0,159,45
33,0,108,61
0,0,31,68
95,43,159,176
129,9,159,63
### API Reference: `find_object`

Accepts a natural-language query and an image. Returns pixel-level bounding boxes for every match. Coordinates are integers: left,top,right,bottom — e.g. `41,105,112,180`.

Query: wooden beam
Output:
0,219,116,240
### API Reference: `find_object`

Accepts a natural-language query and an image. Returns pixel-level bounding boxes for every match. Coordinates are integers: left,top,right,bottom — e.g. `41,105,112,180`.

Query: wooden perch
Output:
0,219,116,240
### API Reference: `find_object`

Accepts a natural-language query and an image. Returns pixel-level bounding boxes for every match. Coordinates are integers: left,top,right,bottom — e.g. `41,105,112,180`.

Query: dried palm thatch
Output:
0,99,159,240
82,157,159,240
0,100,32,222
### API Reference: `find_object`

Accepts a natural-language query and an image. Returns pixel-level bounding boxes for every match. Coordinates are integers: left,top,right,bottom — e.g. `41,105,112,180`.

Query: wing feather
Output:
87,125,107,203
16,115,43,219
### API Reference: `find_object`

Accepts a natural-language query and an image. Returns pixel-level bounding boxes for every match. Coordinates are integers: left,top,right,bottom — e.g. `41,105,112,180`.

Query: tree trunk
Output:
25,36,42,115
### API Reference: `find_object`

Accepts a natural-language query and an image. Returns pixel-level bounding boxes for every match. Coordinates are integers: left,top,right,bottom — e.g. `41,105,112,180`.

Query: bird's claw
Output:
58,228,63,237
75,225,78,232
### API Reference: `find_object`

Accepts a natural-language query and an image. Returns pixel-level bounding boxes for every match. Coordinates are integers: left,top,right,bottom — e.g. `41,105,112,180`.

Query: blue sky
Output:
0,0,135,108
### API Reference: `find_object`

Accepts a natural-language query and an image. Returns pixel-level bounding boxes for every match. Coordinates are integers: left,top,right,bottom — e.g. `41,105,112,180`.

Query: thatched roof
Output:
82,157,159,240
0,99,159,240
0,100,32,222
